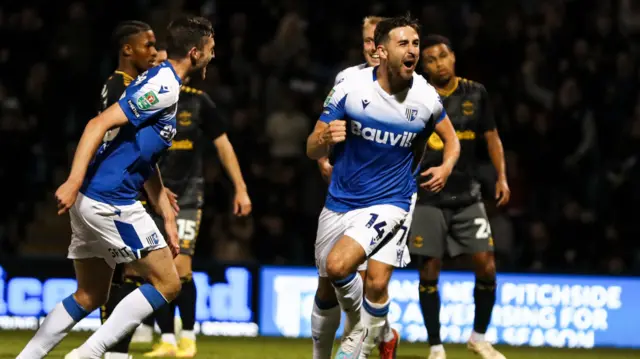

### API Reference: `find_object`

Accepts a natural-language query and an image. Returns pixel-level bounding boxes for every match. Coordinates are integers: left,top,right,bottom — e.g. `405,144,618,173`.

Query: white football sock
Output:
17,296,89,359
430,344,445,353
161,333,177,345
311,299,341,359
471,330,486,342
76,284,167,358
332,273,363,332
361,297,389,355
181,330,196,341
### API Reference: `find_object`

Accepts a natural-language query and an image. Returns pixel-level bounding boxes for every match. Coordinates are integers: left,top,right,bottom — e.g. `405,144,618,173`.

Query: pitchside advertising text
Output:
259,267,640,349
0,265,257,337
1,263,640,348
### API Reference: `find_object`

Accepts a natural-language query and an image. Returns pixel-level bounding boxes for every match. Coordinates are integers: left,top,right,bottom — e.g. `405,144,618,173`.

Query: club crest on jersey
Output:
178,110,193,126
137,91,159,110
324,89,335,107
405,107,418,122
462,100,474,115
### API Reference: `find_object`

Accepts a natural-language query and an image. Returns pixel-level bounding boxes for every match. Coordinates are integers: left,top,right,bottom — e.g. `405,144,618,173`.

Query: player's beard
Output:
430,72,452,88
190,54,209,80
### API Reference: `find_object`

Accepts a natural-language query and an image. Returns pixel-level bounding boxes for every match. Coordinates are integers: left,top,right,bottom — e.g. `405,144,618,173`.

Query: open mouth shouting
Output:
402,58,417,71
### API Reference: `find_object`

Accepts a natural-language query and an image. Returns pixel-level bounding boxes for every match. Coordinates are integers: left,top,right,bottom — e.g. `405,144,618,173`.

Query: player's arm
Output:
420,98,460,192
200,92,252,216
144,165,176,221
314,71,343,184
434,115,460,174
307,86,347,160
479,85,510,206
70,105,130,184
317,156,332,183
144,165,180,256
214,134,252,216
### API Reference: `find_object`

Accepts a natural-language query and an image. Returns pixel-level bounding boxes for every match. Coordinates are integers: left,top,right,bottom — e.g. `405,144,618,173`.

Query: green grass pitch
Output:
0,331,638,358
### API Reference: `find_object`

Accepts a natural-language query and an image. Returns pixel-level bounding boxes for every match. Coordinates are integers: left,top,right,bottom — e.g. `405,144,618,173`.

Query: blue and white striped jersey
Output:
81,61,181,205
320,67,446,212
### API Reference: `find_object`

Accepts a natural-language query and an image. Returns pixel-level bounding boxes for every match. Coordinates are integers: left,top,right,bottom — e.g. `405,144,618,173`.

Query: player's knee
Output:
326,253,352,281
419,257,442,281
364,274,389,302
74,288,108,312
474,252,496,279
175,254,193,277
149,270,182,302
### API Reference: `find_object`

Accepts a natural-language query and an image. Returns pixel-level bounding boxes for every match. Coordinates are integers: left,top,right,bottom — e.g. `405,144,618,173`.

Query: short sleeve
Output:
430,91,447,125
319,84,347,123
478,85,497,132
199,92,227,140
117,69,179,128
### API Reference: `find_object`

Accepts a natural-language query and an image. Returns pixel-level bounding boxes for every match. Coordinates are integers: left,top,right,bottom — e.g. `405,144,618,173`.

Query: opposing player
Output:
312,15,401,359
91,20,163,359
141,46,252,358
307,16,460,359
16,16,215,359
409,35,510,359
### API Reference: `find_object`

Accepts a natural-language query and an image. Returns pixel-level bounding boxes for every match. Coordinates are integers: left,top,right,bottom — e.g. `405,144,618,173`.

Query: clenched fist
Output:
321,120,347,145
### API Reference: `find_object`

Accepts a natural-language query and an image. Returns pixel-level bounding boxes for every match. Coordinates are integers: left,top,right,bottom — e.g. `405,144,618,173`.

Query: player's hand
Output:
55,179,82,215
165,188,180,215
234,190,252,217
495,178,511,207
321,120,347,145
419,165,452,193
164,218,180,257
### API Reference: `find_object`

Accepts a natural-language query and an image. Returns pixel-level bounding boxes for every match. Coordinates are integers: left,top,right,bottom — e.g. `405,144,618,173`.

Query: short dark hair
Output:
112,20,152,51
422,34,452,51
155,40,167,52
166,15,214,59
374,14,421,47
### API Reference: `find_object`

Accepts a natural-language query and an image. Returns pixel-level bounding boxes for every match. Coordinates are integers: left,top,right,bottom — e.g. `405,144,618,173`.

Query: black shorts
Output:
408,201,494,258
153,208,202,256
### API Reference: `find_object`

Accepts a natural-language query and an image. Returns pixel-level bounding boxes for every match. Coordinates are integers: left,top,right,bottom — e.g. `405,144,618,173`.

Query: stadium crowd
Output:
0,0,639,275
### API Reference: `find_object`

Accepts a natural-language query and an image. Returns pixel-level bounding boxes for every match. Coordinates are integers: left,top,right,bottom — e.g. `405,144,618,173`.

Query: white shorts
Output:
315,194,416,277
68,193,167,268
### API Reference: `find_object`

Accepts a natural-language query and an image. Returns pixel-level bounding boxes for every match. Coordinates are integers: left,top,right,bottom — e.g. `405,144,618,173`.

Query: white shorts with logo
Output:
315,194,416,277
68,192,167,268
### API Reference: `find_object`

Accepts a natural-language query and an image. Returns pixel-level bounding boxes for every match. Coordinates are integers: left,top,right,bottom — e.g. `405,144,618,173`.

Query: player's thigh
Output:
344,203,408,259
129,246,181,301
326,234,368,279
76,193,168,267
68,201,103,263
326,203,407,279
73,257,114,311
407,204,449,258
448,202,494,257
315,207,346,278
370,193,417,268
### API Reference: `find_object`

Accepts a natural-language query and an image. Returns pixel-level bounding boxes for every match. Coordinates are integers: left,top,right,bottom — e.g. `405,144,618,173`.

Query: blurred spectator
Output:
265,92,310,160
